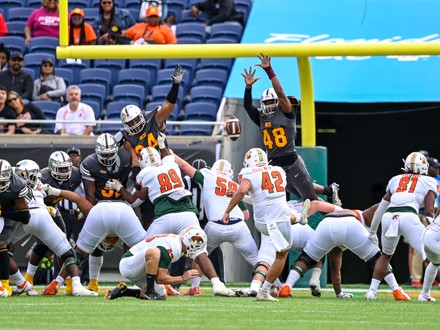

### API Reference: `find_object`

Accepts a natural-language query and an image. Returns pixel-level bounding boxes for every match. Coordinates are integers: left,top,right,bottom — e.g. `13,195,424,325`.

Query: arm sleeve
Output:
47,77,66,99
369,198,390,234
243,87,260,126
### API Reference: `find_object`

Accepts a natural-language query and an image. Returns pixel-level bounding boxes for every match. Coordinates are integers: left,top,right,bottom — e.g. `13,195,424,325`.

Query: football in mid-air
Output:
225,115,241,141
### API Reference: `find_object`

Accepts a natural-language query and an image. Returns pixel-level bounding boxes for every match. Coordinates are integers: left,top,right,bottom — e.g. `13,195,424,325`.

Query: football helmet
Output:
15,159,41,189
95,133,119,166
0,159,12,192
260,87,278,115
403,152,428,175
121,104,146,135
181,226,207,258
212,159,233,179
48,151,72,181
97,236,119,252
138,147,161,168
243,148,268,168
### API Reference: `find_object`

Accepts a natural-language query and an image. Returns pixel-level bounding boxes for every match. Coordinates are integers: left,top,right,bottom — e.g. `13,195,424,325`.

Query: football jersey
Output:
41,166,82,206
259,105,296,159
120,110,161,155
137,155,198,218
386,173,439,212
195,168,244,221
0,174,28,213
25,185,47,209
80,148,132,201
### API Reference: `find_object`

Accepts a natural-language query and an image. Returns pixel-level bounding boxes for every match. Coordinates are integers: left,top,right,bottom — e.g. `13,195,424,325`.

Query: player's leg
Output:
0,220,19,296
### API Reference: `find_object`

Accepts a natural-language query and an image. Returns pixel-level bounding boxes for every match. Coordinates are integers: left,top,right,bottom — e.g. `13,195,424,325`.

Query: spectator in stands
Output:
0,43,10,72
139,0,168,21
7,91,45,135
93,0,136,45
69,8,97,46
0,85,16,135
0,12,7,37
190,0,244,29
54,85,96,135
66,147,82,167
0,52,34,101
32,57,66,103
25,0,60,44
121,6,177,45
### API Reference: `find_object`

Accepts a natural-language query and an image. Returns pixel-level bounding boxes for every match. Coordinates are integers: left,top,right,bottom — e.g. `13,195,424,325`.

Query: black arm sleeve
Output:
243,87,260,126
3,209,31,225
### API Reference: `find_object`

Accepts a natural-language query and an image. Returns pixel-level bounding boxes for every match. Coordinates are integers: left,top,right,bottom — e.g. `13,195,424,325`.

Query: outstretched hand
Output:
171,65,184,84
256,53,271,69
241,66,260,87
157,132,166,149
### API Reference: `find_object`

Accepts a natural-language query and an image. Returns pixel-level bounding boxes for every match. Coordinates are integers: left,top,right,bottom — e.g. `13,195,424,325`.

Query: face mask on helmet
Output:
48,151,72,181
0,159,12,192
138,147,161,168
260,88,278,115
121,105,146,135
95,133,119,166
243,148,268,168
181,226,207,258
403,152,428,175
15,159,41,189
212,159,233,179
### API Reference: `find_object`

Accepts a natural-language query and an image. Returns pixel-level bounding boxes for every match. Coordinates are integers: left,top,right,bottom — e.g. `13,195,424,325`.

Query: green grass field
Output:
2,284,438,330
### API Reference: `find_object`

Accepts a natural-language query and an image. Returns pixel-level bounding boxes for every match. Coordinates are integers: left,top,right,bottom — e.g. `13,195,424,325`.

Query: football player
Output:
115,65,184,230
366,152,438,300
104,227,206,300
0,159,30,297
242,53,341,206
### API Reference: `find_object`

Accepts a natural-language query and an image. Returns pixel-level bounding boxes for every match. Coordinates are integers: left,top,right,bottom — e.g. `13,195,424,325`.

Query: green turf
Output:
1,285,438,330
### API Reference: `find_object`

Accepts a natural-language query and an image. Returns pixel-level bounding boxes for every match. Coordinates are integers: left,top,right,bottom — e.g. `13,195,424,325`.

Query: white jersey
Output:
198,168,244,221
238,165,290,224
386,173,439,212
128,233,184,264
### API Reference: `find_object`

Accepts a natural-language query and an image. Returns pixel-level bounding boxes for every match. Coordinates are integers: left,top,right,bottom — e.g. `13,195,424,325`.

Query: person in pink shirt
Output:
25,0,60,44
0,13,8,37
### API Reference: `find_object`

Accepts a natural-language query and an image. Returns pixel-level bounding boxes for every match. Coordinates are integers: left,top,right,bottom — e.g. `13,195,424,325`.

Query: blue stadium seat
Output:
206,36,237,44
128,59,161,86
184,101,218,122
22,67,36,80
58,59,91,85
112,84,146,108
176,22,206,43
24,53,57,79
163,58,198,82
26,0,45,8
76,83,106,113
151,84,185,109
7,8,34,22
32,100,61,133
209,22,243,42
100,123,122,135
179,121,213,136
1,36,26,54
179,9,209,23
235,0,252,23
189,86,223,105
146,101,179,121
5,21,27,38
156,68,191,93
199,58,234,72
193,68,228,89
105,101,129,120
81,99,102,120
83,8,99,24
177,36,202,44
79,68,112,96
117,69,151,94
67,0,90,9
29,37,60,58
93,59,126,90
125,0,142,9
55,68,74,87
167,0,187,23
0,0,23,20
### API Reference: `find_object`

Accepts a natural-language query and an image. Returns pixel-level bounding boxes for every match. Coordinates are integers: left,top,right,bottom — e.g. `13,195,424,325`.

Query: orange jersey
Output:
69,23,97,45
125,23,177,44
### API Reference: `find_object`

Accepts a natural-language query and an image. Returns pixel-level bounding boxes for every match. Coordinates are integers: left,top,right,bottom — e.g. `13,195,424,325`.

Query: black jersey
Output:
0,174,28,212
41,166,82,206
80,148,131,201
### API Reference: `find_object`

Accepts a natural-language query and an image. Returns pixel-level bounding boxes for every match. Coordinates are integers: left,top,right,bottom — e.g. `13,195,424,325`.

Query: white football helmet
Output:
0,159,12,192
181,226,208,258
48,151,72,181
138,147,161,168
15,159,41,189
403,152,428,175
97,236,119,252
212,159,233,179
243,148,268,168
260,87,278,115
121,104,146,135
95,133,119,166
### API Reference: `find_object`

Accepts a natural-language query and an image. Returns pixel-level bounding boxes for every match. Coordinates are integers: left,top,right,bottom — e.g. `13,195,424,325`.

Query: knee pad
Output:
253,263,269,279
296,252,317,269
32,242,49,259
62,249,79,269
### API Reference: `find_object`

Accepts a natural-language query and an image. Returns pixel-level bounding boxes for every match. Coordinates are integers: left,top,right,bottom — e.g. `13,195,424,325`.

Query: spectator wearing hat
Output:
0,43,10,72
7,90,46,135
121,6,177,45
191,0,244,28
67,147,82,167
0,52,34,101
25,0,60,44
0,12,7,37
0,85,16,135
139,0,168,21
92,0,136,45
32,57,66,103
69,8,97,46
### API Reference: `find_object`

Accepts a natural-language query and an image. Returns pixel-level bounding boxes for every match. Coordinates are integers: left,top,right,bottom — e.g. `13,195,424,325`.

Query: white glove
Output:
337,292,354,299
171,65,184,84
106,179,123,192
157,132,166,149
43,184,61,197
368,232,379,246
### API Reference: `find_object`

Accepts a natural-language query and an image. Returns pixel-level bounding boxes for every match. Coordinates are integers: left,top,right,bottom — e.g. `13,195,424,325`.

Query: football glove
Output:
47,206,57,218
171,65,184,84
157,132,166,149
106,179,123,192
43,184,61,197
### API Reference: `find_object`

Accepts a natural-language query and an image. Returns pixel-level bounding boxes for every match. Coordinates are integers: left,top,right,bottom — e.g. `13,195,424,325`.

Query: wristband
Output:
263,66,276,79
166,82,179,104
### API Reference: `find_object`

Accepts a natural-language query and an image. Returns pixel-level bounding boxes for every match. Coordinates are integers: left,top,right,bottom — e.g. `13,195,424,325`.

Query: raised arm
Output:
155,65,184,126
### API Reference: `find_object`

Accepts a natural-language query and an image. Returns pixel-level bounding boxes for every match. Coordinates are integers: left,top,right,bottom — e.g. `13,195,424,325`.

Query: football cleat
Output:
330,182,342,207
64,279,73,296
337,292,354,299
144,291,165,300
393,287,411,301
87,279,99,293
213,282,235,297
164,284,180,296
42,280,59,295
12,281,34,296
365,289,377,300
104,282,128,300
309,279,321,297
0,286,8,298
235,288,258,297
256,291,278,302
278,284,292,298
418,293,436,302
184,287,201,296
73,285,99,297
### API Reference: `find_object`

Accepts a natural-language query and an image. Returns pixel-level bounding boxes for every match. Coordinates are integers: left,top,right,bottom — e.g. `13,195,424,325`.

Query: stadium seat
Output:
117,69,151,94
151,84,185,109
5,21,27,38
26,0,45,8
79,68,112,96
32,100,61,133
7,8,34,22
167,0,187,23
209,22,243,42
1,36,26,54
58,59,91,85
179,9,209,23
193,68,228,89
189,86,223,105
0,0,23,20
179,121,213,136
22,67,36,80
146,101,179,121
235,0,252,23
105,101,129,120
164,58,198,82
24,53,57,79
81,99,102,120
177,36,202,44
76,83,106,113
206,36,237,44
67,0,90,9
55,68,74,87
156,68,191,93
93,59,126,90
199,58,234,72
83,8,99,24
100,123,122,135
128,59,161,86
28,37,60,58
112,84,146,108
184,102,218,122
124,0,142,9
176,22,206,43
